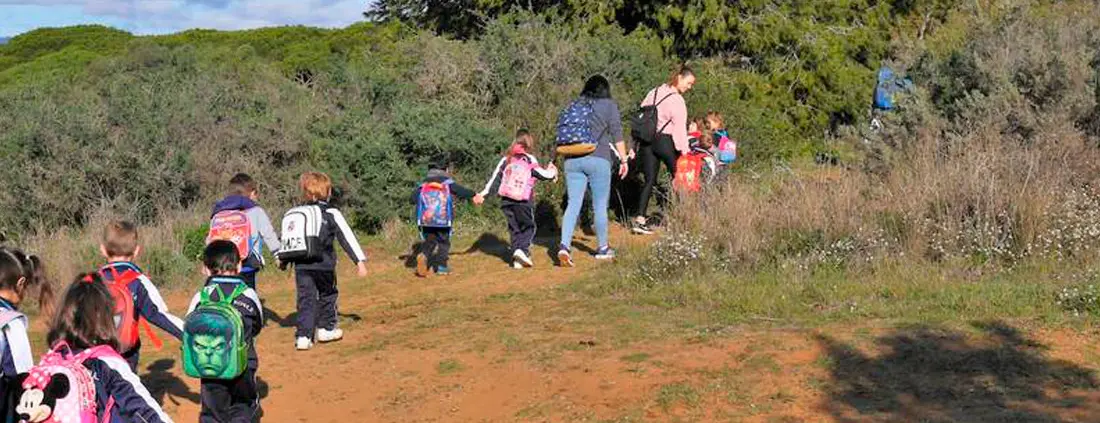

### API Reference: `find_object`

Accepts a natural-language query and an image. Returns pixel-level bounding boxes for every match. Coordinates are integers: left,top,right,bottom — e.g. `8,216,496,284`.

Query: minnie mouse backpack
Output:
16,342,122,423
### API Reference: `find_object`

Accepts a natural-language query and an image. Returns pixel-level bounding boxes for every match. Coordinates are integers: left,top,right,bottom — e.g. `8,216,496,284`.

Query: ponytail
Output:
0,247,56,317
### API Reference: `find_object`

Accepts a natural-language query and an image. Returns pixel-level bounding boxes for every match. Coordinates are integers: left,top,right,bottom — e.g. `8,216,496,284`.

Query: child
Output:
44,273,172,422
186,240,263,422
0,247,52,401
99,220,185,371
208,173,283,290
412,162,477,277
689,119,719,183
705,111,737,165
291,172,367,351
474,130,558,269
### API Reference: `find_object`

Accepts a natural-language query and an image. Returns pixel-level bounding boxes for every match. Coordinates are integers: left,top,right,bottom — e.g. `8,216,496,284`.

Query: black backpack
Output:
629,89,675,145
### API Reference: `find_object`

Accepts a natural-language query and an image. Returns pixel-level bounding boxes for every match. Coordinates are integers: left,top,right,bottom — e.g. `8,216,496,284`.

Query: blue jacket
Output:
187,276,263,368
80,349,173,422
99,262,185,351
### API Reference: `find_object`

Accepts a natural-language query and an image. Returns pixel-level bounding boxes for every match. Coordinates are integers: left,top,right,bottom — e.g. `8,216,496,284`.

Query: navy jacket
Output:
187,276,263,369
99,262,185,351
292,202,368,272
82,348,173,422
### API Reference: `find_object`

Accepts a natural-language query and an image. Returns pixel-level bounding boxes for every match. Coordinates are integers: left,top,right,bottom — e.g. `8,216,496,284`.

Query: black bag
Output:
629,90,674,145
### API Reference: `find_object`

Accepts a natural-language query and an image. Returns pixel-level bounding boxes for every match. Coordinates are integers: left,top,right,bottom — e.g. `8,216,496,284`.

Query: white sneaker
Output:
513,249,534,268
295,337,313,351
317,328,344,343
512,261,524,269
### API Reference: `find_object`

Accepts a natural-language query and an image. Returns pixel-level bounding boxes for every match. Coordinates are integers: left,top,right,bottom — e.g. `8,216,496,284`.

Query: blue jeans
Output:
560,155,611,250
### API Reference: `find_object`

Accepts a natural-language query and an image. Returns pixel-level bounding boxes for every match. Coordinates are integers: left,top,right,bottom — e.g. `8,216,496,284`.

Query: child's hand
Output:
473,194,485,205
356,261,368,277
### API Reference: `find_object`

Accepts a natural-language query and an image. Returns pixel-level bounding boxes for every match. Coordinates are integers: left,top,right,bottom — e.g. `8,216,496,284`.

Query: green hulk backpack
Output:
182,283,248,380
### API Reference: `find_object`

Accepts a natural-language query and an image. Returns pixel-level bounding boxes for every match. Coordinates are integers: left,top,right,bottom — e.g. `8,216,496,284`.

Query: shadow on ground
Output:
816,321,1100,422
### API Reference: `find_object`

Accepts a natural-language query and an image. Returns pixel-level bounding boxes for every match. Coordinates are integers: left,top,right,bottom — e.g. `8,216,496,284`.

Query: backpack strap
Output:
0,309,24,329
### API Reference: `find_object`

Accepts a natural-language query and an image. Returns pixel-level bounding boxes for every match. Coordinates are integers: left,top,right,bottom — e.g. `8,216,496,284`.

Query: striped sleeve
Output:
135,275,185,339
97,355,174,422
527,154,558,180
478,156,509,197
327,208,367,263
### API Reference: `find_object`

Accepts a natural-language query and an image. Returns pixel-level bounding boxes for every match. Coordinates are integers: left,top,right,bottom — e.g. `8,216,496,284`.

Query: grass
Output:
436,358,465,375
656,382,701,411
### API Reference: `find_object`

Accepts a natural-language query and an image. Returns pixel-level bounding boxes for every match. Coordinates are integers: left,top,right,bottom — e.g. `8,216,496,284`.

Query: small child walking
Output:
474,130,558,268
0,247,53,397
413,163,477,277
287,172,368,351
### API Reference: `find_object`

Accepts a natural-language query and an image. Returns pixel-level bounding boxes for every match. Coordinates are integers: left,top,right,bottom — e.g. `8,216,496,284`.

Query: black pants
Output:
294,269,338,339
420,227,452,268
636,135,678,217
240,271,257,290
501,201,536,254
200,367,260,423
122,347,140,372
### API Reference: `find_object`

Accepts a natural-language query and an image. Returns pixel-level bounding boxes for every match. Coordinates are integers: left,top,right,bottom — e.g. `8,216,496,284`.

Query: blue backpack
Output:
874,66,914,110
416,180,454,228
555,98,598,157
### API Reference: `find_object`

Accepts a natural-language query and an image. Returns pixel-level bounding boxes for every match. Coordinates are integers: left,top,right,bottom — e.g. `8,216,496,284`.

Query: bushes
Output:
623,1,1100,291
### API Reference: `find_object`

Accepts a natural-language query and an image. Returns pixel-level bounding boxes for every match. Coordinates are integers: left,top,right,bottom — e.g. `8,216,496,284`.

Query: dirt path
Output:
128,228,1100,422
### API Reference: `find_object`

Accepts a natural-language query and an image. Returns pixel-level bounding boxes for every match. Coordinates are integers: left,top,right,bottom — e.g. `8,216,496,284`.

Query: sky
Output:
0,0,371,37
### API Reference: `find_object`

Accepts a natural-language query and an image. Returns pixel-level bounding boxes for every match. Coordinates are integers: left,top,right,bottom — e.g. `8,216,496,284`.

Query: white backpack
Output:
277,205,324,264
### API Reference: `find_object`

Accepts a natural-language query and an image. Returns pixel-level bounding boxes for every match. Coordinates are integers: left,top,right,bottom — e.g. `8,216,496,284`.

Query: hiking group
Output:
0,65,739,423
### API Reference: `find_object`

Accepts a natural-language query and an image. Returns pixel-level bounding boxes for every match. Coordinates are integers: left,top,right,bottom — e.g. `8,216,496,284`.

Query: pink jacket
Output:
641,84,689,154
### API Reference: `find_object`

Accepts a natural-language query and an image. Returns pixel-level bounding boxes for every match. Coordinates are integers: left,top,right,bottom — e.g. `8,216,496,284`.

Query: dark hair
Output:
667,65,696,87
47,273,119,351
0,247,55,316
185,312,233,339
229,173,257,196
581,75,612,99
203,241,241,274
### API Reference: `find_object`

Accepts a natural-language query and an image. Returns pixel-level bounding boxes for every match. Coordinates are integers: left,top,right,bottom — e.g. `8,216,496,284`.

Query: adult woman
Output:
558,75,630,266
632,66,696,235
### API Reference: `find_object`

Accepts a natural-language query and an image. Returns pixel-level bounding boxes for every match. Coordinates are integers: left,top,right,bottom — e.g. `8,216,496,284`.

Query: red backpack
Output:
207,210,253,260
674,153,705,193
97,267,162,352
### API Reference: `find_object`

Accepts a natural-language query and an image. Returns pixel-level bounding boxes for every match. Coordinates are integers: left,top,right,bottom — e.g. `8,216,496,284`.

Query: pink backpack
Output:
17,342,122,423
498,155,537,201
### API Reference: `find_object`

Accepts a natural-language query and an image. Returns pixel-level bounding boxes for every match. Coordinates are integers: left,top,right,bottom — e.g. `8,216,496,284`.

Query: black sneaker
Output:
631,221,654,235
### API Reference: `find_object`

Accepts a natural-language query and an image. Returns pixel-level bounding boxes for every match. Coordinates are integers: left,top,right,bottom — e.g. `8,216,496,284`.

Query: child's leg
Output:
514,203,537,254
437,230,452,267
226,367,260,422
315,271,339,331
199,378,234,423
501,204,522,252
420,229,438,260
122,348,140,373
294,269,319,339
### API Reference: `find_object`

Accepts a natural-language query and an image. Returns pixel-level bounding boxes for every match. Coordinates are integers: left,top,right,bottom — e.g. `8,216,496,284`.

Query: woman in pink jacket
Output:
632,66,696,235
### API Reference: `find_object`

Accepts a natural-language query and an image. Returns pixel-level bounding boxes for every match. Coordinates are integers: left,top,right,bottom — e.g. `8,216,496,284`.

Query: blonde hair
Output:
102,221,139,257
299,172,332,202
705,111,725,131
506,129,535,156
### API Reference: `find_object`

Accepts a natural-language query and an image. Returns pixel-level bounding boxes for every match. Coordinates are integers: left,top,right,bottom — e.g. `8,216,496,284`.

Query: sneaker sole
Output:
558,251,574,267
594,255,615,261
317,337,343,343
415,254,428,277
517,257,534,268
631,227,654,235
